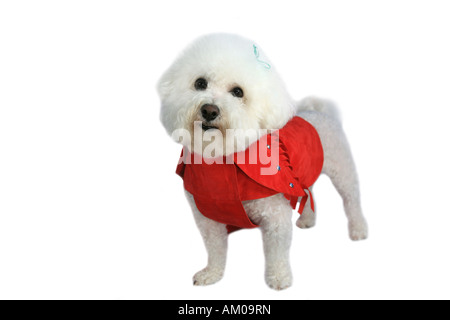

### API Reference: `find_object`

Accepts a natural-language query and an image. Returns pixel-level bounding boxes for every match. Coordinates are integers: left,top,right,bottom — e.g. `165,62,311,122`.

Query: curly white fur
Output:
158,33,294,156
157,33,368,290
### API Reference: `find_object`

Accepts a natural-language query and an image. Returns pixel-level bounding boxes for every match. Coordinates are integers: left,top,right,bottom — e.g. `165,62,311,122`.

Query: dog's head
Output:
157,33,294,157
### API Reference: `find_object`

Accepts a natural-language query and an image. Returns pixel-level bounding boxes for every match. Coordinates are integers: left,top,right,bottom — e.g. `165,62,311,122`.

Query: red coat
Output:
176,116,324,233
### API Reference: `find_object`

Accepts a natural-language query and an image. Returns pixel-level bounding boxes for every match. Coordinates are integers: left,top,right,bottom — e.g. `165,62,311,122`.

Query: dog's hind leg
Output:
186,192,228,286
318,117,368,241
322,134,368,241
298,104,368,241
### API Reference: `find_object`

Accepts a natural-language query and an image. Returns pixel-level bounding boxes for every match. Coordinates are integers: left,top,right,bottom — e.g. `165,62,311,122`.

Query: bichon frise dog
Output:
157,33,368,290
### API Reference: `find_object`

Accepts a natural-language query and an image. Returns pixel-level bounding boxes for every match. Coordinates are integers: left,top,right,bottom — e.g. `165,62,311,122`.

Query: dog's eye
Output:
230,87,244,98
194,78,208,91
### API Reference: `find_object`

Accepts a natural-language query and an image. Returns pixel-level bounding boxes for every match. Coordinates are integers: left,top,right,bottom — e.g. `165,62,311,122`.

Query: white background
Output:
1,0,449,300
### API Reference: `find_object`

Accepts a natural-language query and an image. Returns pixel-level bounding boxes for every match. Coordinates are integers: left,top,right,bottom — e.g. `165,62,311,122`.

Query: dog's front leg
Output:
246,195,293,290
186,192,228,286
260,210,293,290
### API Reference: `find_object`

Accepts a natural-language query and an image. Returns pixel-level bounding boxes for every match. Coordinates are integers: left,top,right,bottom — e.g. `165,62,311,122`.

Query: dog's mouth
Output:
202,123,219,131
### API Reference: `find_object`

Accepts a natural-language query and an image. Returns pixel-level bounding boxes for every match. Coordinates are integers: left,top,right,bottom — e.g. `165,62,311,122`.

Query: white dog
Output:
157,33,368,290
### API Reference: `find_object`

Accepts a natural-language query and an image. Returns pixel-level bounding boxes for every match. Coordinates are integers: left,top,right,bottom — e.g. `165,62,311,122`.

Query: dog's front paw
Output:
265,265,292,291
193,267,224,286
349,218,368,241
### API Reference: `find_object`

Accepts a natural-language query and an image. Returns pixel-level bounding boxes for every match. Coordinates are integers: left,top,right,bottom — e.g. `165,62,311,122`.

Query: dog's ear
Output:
261,102,295,130
157,71,174,103
253,80,295,130
157,70,177,135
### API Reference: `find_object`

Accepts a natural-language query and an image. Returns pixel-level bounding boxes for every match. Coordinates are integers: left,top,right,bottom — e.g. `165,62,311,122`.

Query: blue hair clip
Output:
253,44,271,70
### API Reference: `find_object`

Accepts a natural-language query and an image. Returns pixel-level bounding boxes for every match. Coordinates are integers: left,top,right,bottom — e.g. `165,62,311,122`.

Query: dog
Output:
157,33,368,290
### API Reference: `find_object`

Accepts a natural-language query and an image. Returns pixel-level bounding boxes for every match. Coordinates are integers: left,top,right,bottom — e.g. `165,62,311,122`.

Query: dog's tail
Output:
295,96,341,123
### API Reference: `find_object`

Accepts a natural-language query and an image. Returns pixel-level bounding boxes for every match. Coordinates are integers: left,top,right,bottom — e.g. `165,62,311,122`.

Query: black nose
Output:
200,104,220,122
